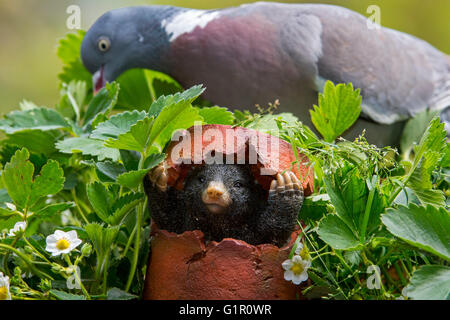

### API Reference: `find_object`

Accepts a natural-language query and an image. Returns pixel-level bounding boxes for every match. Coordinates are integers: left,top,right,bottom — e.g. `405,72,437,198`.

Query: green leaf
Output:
57,30,86,64
50,289,86,300
299,194,330,221
143,153,166,170
104,117,154,153
32,202,74,220
95,161,126,182
148,85,204,117
310,81,362,142
381,204,450,261
0,108,70,134
55,137,120,161
85,223,120,262
147,88,204,153
116,169,149,190
87,182,113,223
2,148,34,209
90,110,147,141
108,192,144,225
323,164,386,237
244,113,299,135
405,265,450,300
317,214,361,250
198,106,235,125
116,69,182,112
3,130,59,155
84,82,119,126
400,109,440,154
29,160,65,207
58,80,88,121
57,30,92,90
107,287,138,300
407,117,447,207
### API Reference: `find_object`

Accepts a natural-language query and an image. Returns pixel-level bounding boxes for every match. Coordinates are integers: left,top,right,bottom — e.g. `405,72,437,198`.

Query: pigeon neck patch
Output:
162,9,220,42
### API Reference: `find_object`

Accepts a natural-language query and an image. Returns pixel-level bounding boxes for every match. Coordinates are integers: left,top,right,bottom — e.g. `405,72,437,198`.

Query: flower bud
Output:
81,243,92,257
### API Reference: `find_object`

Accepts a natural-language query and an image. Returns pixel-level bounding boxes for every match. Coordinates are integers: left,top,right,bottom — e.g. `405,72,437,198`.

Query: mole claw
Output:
283,172,293,190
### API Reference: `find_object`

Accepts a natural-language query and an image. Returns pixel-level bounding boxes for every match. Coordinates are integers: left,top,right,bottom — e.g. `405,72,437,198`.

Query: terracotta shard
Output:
143,223,304,300
165,124,314,195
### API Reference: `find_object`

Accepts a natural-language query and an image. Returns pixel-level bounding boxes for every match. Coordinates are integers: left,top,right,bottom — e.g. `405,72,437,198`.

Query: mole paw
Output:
148,162,168,192
268,171,304,202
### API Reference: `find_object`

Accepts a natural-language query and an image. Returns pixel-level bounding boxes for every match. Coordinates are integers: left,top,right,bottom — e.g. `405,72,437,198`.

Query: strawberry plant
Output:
0,31,448,300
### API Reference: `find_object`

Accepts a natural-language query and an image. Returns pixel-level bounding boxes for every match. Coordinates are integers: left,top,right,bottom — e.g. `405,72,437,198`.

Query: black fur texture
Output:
144,164,304,247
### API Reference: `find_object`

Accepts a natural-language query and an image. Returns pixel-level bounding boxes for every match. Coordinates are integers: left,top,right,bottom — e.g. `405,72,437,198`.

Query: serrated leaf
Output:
95,161,126,182
85,223,120,262
317,214,361,250
108,192,144,225
29,160,65,207
147,91,204,152
57,30,86,64
86,182,113,223
198,106,235,125
57,30,92,90
405,265,450,300
143,153,165,170
56,137,120,161
104,117,154,152
4,130,59,155
148,85,204,117
400,109,440,154
310,81,361,142
32,202,74,220
90,110,147,141
50,290,86,300
0,108,70,134
116,169,149,190
2,148,34,209
407,117,447,207
107,287,138,300
83,82,119,126
323,163,386,237
381,204,450,261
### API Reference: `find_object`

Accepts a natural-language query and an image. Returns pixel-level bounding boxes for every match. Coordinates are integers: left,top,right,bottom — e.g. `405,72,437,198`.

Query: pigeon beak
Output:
93,65,106,95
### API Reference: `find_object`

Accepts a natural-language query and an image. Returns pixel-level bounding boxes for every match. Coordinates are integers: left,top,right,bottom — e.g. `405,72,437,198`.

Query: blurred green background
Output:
1,0,449,115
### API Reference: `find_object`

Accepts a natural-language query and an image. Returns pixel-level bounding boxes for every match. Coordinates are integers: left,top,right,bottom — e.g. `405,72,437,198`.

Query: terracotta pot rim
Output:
150,222,301,251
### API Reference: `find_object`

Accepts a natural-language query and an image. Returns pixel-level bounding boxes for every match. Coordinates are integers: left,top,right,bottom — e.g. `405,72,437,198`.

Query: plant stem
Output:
65,255,91,299
71,189,89,224
360,175,377,243
0,243,53,280
23,238,51,264
125,152,147,292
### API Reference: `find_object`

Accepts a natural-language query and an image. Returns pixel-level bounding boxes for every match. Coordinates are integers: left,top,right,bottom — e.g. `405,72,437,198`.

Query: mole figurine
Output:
144,161,304,247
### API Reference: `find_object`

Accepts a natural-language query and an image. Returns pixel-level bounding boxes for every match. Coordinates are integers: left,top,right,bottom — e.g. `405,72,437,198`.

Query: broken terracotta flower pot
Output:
143,124,314,299
143,223,305,300
164,124,314,195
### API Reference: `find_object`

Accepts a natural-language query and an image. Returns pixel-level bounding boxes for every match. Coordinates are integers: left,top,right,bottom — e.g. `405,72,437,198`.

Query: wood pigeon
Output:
81,2,450,146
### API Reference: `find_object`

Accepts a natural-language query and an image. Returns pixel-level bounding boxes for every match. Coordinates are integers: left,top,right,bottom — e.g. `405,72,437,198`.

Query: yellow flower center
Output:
0,286,8,300
56,238,70,250
290,263,305,276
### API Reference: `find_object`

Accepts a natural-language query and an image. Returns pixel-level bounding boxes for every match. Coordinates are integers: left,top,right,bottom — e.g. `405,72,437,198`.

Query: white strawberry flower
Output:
8,221,26,237
45,230,82,256
0,272,11,300
282,255,311,285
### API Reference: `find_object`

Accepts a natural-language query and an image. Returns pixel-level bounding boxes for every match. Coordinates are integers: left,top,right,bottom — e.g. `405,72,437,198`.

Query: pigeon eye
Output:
97,37,111,52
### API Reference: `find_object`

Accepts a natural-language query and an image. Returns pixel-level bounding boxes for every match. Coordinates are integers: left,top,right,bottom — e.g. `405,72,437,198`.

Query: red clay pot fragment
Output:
143,224,304,300
165,124,314,195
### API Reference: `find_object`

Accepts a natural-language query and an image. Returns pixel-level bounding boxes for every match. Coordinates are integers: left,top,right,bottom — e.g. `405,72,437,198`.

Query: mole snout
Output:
202,181,232,214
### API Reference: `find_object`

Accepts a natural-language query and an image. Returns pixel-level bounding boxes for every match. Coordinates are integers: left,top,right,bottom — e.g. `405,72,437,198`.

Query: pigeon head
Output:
81,6,175,93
